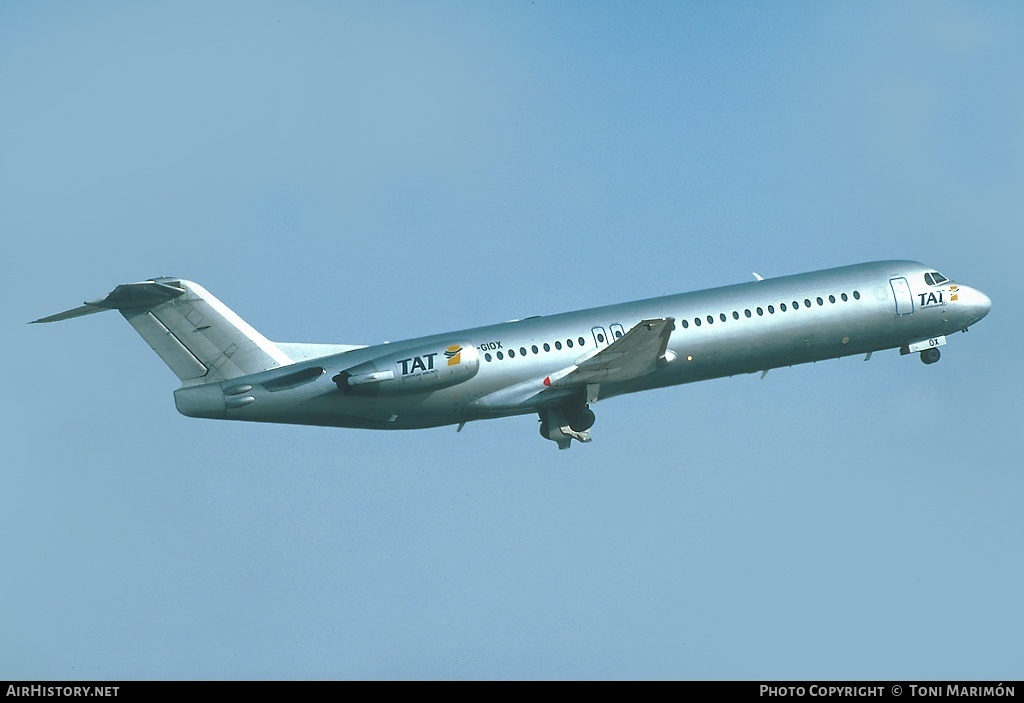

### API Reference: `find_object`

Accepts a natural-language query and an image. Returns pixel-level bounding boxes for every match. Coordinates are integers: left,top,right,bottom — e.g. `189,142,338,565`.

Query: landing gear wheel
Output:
567,406,596,432
920,347,941,365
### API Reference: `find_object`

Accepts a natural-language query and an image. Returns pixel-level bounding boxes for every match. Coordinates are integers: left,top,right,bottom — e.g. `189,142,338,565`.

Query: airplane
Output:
32,260,990,449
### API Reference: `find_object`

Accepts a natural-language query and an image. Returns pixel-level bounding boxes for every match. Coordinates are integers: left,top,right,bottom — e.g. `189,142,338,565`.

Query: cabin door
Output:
890,277,914,316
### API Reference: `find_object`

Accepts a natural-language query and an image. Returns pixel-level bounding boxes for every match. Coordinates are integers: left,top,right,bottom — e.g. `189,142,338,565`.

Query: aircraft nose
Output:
961,285,991,322
977,289,992,316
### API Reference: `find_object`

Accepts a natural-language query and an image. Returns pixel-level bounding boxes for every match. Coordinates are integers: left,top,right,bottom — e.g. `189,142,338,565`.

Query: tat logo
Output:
397,353,438,375
918,291,946,307
396,345,461,376
445,345,463,366
918,286,958,307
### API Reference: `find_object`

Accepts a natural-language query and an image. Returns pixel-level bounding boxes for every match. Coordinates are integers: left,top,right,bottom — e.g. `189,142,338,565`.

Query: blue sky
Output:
2,1,1022,680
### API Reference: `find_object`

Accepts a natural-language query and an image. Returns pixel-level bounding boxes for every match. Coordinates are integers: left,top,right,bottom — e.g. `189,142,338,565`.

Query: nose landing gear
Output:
901,337,946,364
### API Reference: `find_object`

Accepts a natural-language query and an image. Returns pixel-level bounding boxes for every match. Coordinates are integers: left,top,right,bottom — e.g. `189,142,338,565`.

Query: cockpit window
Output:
925,271,948,286
924,273,934,286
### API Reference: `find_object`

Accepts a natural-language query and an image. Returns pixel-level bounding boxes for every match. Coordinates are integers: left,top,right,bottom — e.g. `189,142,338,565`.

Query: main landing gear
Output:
539,402,595,450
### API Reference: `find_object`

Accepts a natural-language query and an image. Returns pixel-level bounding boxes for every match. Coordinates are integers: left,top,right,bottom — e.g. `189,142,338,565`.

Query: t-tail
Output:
31,278,293,385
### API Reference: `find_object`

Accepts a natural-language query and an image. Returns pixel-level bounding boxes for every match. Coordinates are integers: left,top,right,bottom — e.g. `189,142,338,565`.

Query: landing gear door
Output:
592,326,609,349
890,277,914,316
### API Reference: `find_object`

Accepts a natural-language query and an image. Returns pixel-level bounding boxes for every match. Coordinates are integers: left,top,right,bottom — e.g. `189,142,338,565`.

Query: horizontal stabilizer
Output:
87,280,186,310
32,280,186,324
32,304,108,324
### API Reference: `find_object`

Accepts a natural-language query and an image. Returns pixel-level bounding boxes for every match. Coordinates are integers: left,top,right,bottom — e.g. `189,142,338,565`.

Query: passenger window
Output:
485,353,492,362
596,334,604,343
780,303,787,312
508,349,515,358
816,297,824,306
853,291,861,300
578,337,585,346
555,341,562,350
744,309,751,318
543,343,551,352
707,315,714,325
681,319,689,329
532,345,539,354
756,307,764,316
793,300,799,309
732,311,739,320
767,305,775,314
720,313,727,322
694,318,702,326
497,351,504,360
841,293,848,302
520,347,527,356
828,295,836,303
804,298,811,307
566,339,574,348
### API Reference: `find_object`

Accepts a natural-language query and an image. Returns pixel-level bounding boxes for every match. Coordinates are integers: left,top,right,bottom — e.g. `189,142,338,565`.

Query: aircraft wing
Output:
547,317,675,388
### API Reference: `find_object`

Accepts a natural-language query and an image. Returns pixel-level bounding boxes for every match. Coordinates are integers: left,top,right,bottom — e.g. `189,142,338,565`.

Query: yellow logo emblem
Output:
445,345,463,366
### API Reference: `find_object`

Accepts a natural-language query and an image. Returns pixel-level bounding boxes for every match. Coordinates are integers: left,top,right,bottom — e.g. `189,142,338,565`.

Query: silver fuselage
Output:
172,260,991,431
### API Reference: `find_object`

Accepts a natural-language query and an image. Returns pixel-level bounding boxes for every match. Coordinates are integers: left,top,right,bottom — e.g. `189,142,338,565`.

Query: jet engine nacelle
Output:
333,340,480,396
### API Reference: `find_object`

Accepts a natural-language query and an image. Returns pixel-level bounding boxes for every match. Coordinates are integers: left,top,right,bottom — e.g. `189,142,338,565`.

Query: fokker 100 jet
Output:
33,261,990,448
